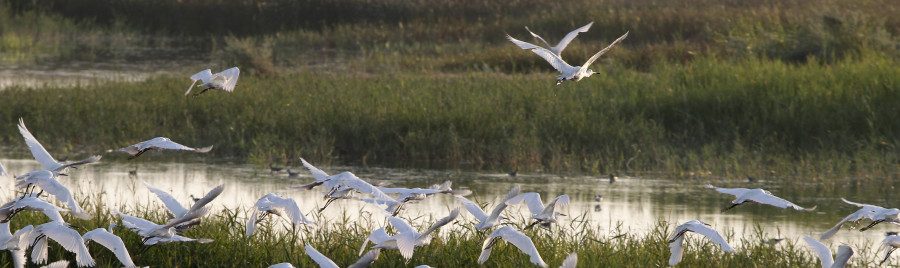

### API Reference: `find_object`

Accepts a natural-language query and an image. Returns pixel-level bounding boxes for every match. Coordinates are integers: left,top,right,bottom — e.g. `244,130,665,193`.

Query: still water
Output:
0,158,895,250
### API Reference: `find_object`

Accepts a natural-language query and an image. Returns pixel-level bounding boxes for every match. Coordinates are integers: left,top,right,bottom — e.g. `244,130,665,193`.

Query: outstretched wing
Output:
578,31,629,74
17,118,62,171
38,224,96,267
304,244,339,268
0,161,6,177
419,209,459,239
144,182,188,217
456,195,488,222
803,236,834,268
187,184,224,213
687,223,734,252
186,69,213,95
554,22,594,54
750,191,813,210
668,235,685,266
300,158,329,182
82,228,136,267
507,35,574,73
507,192,545,216
267,195,314,226
705,184,751,198
524,26,554,50
496,227,547,268
218,67,240,92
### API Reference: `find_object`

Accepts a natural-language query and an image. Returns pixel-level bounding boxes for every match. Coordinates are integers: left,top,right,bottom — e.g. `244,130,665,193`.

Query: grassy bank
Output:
0,55,896,178
0,201,867,267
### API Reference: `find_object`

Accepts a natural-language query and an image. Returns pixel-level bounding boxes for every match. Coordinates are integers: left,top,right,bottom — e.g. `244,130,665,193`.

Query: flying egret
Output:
507,32,628,85
705,184,815,212
358,227,395,255
387,209,459,260
118,137,213,160
506,192,570,229
524,22,593,57
802,236,853,268
26,222,95,267
143,182,224,231
317,172,397,213
185,67,240,96
17,119,101,175
668,220,734,266
117,210,214,246
2,196,66,223
83,225,137,268
821,198,899,240
375,180,471,215
269,244,380,268
456,185,521,230
246,193,315,237
478,226,547,268
881,232,900,265
0,222,33,268
560,253,578,268
14,170,90,219
295,158,338,190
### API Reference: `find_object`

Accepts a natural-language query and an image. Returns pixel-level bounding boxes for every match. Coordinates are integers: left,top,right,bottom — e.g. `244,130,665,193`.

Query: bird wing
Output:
300,158,330,182
217,67,240,92
833,244,853,268
577,31,629,75
268,195,314,225
162,206,211,230
348,249,381,268
540,194,570,218
147,137,211,153
507,192,545,216
23,175,89,219
820,208,877,240
388,217,420,259
456,195,488,222
187,184,224,213
524,26,554,50
245,209,259,237
388,216,418,236
418,209,459,240
143,182,188,217
705,184,751,198
378,187,442,195
841,198,883,209
304,244,340,268
359,227,391,256
497,227,547,268
335,173,395,202
38,224,96,267
17,118,62,171
10,197,66,223
507,35,574,74
117,212,161,233
749,191,812,210
554,22,594,54
10,248,26,268
0,161,7,177
82,229,136,267
57,155,101,170
686,223,734,252
29,235,48,265
559,252,578,268
190,69,213,82
668,235,685,266
803,236,834,268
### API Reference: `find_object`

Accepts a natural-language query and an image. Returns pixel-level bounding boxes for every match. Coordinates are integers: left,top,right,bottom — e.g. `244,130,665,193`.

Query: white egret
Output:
317,172,397,213
507,32,628,85
378,180,471,203
388,209,459,260
358,227,395,255
478,226,547,268
560,252,578,268
117,208,214,245
705,184,815,212
246,193,315,237
821,198,899,240
524,22,593,57
295,158,340,190
144,182,224,231
26,222,95,267
17,118,101,175
3,196,66,223
881,232,900,265
668,220,734,266
82,225,137,268
506,192,570,229
1,222,33,268
118,137,213,159
802,236,853,268
456,185,521,230
185,67,240,96
14,170,90,219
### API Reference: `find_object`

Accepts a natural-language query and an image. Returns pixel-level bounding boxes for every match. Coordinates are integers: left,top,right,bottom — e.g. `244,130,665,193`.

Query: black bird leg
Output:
861,220,885,231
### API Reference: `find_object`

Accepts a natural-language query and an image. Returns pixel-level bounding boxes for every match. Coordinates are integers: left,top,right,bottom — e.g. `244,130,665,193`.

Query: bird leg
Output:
28,234,46,252
255,211,271,224
391,203,405,217
861,220,885,231
881,247,896,265
128,148,150,160
319,198,338,213
192,87,211,97
523,220,540,230
667,230,689,243
721,202,743,212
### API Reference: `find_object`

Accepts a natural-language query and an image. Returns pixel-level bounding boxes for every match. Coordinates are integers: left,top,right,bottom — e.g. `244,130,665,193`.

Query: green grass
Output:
0,55,896,177
0,199,880,267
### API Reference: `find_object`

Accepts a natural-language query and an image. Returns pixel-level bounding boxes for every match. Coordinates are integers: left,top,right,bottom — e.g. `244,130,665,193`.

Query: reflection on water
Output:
0,158,894,250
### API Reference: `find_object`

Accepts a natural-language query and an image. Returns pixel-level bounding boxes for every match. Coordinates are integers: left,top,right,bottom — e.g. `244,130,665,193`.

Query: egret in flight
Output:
821,198,899,240
507,32,628,85
82,224,137,268
246,193,315,237
478,226,547,268
802,236,853,268
118,137,213,159
456,185,521,230
506,192,570,229
186,67,240,96
25,222,95,267
359,209,459,260
668,220,734,266
18,118,101,175
524,22,593,57
705,184,815,212
15,170,91,219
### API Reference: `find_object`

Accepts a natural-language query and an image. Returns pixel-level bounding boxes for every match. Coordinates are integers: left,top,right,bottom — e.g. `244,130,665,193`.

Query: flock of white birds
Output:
0,22,897,268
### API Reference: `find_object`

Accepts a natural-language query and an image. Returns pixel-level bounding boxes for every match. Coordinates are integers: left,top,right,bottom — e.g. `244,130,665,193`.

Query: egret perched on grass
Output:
821,198,899,240
185,67,240,96
82,224,137,268
18,118,101,175
478,226,547,268
880,232,900,265
668,220,734,266
0,222,33,268
705,184,815,212
802,236,853,268
507,32,628,85
14,170,90,219
26,222,95,267
456,185,521,230
506,191,570,229
118,137,213,159
524,22,593,57
246,193,315,237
